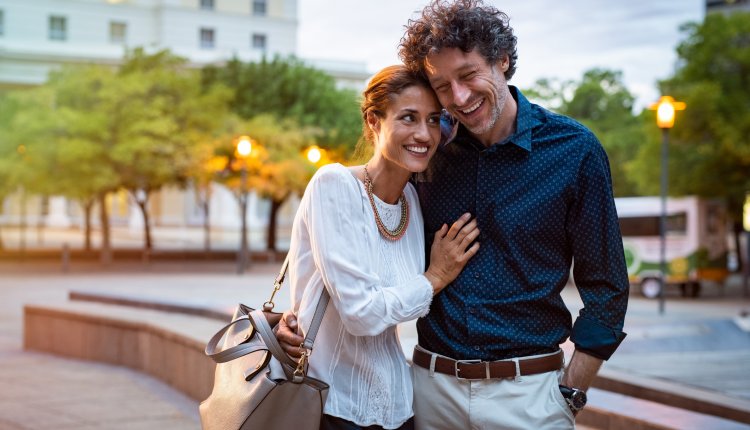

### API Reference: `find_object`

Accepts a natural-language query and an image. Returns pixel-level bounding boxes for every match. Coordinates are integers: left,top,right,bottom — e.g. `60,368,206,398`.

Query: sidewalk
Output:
1,261,749,428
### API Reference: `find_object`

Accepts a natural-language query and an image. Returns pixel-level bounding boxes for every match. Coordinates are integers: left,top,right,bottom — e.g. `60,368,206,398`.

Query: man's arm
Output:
562,349,602,391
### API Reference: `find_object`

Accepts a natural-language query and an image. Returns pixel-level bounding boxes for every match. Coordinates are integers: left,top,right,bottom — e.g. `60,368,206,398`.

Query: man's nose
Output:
451,81,471,107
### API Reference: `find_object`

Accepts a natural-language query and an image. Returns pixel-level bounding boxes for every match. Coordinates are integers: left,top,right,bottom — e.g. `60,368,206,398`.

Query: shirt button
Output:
474,346,480,351
474,273,481,279
469,309,476,314
479,193,486,199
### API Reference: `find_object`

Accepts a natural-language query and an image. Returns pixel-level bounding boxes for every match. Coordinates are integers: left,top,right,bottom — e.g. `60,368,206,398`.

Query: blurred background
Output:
1,2,750,429
0,0,748,282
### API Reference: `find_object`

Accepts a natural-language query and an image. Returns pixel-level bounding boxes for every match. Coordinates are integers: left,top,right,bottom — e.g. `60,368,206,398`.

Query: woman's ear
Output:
366,111,381,136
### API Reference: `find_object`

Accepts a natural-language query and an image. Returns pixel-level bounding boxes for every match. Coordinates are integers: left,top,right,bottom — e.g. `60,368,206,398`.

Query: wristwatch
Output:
559,385,587,414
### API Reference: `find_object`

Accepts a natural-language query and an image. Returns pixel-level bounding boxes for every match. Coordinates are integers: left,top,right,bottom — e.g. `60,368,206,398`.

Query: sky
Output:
298,0,705,110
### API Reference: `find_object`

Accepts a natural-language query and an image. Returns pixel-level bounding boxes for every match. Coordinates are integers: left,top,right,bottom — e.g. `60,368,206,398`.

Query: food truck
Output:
615,196,729,298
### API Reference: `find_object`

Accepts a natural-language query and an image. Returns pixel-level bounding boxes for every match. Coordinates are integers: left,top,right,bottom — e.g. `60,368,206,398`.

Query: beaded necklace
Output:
363,165,409,241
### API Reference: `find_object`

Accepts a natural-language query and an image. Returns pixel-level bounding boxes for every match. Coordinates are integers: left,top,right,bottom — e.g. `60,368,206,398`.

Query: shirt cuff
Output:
412,274,434,318
570,315,627,360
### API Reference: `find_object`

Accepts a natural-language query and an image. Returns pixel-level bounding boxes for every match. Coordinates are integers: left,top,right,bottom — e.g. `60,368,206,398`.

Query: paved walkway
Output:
1,261,749,428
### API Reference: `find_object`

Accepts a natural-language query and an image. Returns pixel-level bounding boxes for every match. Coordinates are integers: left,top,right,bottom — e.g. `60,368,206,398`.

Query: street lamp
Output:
649,96,686,314
306,145,322,164
236,136,252,274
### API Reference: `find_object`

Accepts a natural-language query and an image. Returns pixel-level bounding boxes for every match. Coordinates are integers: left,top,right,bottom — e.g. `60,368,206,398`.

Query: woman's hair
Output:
398,0,518,80
352,65,435,162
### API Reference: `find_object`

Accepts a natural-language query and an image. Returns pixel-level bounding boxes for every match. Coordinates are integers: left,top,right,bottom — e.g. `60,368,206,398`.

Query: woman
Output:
285,65,479,430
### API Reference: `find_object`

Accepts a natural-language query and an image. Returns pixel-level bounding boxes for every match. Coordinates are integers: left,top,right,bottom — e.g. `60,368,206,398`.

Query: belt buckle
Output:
454,359,486,380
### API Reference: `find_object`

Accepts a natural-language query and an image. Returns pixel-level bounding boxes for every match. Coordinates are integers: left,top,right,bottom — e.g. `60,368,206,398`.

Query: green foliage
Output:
629,12,750,223
202,55,362,154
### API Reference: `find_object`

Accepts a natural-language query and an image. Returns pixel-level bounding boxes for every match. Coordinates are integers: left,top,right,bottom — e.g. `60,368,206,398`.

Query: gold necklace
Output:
363,165,409,241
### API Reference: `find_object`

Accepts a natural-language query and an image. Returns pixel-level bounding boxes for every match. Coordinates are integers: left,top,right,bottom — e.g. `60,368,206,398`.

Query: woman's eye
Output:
428,115,440,124
402,114,415,122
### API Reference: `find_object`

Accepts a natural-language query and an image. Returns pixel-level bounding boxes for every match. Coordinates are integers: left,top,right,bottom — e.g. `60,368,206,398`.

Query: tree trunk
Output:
98,193,111,265
266,194,288,251
197,184,211,255
128,189,153,252
734,221,745,273
0,196,4,249
83,199,94,251
137,199,152,251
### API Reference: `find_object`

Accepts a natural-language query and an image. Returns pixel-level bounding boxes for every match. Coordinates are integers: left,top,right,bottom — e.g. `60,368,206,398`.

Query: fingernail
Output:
463,213,471,219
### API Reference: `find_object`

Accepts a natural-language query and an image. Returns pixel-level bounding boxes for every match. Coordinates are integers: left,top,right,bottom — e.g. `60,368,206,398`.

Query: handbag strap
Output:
205,253,330,367
205,315,267,363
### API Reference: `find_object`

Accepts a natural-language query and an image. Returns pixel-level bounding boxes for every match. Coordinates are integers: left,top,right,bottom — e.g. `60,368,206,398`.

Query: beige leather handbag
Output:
200,257,329,430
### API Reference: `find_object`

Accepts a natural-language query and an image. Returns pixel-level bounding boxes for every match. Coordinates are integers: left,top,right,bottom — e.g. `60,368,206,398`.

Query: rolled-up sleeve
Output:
567,139,629,360
304,167,432,337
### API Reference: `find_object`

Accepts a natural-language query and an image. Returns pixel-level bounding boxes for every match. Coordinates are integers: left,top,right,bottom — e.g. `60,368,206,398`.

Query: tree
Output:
210,115,318,251
42,65,121,253
628,12,750,238
202,56,362,155
245,115,318,250
111,48,232,251
0,86,70,251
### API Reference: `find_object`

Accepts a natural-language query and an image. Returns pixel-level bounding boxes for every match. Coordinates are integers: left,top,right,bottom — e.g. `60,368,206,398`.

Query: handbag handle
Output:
205,315,267,363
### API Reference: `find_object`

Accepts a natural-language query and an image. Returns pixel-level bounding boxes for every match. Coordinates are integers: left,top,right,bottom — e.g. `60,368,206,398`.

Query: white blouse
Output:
288,163,433,429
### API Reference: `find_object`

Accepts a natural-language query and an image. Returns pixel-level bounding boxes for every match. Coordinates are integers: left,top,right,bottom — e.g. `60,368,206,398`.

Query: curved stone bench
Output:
23,301,224,402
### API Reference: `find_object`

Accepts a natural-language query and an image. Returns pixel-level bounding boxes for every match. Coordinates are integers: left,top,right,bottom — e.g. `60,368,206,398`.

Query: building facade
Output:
706,0,750,14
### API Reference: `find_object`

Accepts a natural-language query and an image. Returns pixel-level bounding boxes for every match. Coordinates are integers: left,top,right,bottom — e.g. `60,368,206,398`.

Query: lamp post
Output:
649,96,686,314
236,136,252,274
743,192,750,297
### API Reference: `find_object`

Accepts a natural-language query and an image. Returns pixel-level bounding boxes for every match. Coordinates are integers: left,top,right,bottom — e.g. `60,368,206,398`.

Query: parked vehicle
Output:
615,196,729,298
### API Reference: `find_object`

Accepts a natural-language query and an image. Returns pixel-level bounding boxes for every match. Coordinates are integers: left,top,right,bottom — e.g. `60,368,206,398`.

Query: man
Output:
279,1,628,428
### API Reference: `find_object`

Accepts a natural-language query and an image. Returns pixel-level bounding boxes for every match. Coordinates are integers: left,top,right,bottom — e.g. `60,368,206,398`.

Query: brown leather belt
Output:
412,348,564,380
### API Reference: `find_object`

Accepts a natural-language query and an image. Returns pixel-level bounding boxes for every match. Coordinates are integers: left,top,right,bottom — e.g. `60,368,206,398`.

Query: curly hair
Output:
399,0,518,80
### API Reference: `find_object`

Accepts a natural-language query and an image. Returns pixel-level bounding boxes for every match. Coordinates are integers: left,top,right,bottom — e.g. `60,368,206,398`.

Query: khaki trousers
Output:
411,348,575,430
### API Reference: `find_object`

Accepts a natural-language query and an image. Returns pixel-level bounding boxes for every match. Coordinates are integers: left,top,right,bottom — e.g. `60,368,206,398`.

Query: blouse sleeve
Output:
304,166,432,337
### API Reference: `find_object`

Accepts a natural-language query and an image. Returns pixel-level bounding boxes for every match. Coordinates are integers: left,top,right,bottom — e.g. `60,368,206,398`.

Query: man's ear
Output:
366,111,381,135
497,54,510,73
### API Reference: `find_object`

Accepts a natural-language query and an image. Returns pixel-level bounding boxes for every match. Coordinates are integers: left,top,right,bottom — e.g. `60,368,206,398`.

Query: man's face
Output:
424,48,509,141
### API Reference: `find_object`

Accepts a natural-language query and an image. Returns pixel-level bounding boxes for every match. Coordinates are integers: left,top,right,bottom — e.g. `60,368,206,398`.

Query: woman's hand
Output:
274,310,305,358
424,213,480,294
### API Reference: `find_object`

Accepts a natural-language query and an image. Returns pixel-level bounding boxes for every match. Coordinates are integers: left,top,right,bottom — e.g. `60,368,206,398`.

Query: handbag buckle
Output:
293,349,310,383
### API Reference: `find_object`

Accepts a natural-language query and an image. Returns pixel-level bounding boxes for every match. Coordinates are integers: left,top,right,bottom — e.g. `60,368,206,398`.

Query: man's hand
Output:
274,310,305,358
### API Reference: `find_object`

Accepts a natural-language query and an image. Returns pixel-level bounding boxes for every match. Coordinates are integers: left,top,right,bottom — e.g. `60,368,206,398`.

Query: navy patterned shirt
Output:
415,87,628,361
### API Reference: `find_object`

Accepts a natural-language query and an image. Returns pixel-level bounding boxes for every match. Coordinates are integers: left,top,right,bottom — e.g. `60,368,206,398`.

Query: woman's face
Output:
369,85,442,174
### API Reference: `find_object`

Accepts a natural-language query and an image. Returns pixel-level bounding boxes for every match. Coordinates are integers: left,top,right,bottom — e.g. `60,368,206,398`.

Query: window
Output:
200,0,214,10
253,0,267,15
49,15,67,41
619,213,687,237
109,21,127,44
252,33,266,50
0,10,4,36
200,28,215,49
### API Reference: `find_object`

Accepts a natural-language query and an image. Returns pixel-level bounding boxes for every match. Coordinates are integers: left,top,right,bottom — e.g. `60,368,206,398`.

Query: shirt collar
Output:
511,86,540,152
449,86,540,152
